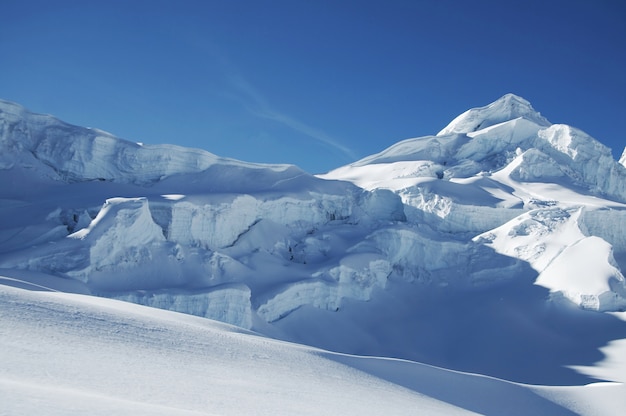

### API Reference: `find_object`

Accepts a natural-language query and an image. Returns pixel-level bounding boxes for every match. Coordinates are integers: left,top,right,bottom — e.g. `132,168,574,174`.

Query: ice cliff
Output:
1,93,625,336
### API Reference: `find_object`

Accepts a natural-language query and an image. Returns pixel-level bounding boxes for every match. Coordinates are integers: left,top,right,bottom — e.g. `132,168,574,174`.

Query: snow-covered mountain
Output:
322,93,626,312
2,95,626,414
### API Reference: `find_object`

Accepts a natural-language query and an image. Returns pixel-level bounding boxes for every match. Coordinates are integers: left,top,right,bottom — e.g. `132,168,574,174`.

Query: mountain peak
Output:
437,93,551,136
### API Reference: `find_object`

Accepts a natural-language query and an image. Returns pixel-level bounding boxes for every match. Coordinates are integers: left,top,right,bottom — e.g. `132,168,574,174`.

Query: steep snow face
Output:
507,148,567,182
538,236,626,311
456,117,544,164
620,147,626,167
437,93,551,136
537,125,626,198
346,134,466,167
475,208,626,311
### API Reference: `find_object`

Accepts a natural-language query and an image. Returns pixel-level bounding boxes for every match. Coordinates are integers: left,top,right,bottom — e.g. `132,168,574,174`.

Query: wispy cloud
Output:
173,31,355,160
224,70,357,161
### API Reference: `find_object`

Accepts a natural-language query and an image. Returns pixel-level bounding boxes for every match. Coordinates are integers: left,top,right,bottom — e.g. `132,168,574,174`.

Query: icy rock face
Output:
23,186,401,322
620,147,626,168
357,188,407,222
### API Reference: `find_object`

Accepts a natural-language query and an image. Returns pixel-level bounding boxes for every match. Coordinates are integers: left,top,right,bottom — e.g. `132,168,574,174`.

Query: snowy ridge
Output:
0,98,294,185
437,93,551,135
2,95,626,404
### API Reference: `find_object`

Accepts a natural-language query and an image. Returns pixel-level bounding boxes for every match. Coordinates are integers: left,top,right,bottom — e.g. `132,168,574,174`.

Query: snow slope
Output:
1,95,626,412
2,284,625,416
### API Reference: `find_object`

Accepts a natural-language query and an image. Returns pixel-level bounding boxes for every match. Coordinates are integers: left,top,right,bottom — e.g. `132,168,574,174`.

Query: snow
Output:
257,254,391,322
0,98,296,185
537,124,626,200
3,284,626,416
475,206,626,310
2,95,626,414
0,285,457,415
437,93,551,136
571,311,626,383
538,236,625,310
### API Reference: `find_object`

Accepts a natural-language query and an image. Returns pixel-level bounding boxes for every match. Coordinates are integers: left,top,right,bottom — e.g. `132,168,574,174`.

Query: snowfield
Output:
1,94,626,414
2,285,625,415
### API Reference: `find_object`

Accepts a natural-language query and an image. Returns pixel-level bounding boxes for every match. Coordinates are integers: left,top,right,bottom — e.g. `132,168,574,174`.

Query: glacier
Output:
2,94,626,389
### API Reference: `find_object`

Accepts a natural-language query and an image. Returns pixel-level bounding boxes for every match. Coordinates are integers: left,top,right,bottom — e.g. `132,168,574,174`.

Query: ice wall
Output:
66,198,166,281
0,173,411,325
579,209,626,254
400,190,521,234
113,285,253,328
537,125,626,201
165,193,357,250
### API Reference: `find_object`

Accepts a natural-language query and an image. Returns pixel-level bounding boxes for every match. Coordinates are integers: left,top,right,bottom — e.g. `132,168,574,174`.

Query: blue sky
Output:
1,0,624,173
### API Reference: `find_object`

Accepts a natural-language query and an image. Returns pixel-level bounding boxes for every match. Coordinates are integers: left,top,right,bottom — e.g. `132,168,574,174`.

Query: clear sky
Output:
1,0,625,173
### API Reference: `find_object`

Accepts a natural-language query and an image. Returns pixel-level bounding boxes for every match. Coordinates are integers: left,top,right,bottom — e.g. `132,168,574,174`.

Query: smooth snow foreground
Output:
1,284,625,416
